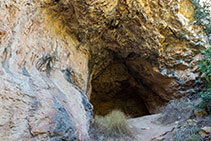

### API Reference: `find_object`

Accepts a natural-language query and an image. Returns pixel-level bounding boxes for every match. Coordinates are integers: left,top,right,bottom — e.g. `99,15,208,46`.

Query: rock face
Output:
0,1,92,140
56,0,204,115
0,0,208,140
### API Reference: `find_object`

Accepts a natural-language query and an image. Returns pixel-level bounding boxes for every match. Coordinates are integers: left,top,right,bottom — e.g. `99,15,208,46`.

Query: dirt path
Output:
129,114,175,141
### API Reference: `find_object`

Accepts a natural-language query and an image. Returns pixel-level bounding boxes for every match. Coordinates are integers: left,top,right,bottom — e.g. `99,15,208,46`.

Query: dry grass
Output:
89,110,136,140
94,110,133,136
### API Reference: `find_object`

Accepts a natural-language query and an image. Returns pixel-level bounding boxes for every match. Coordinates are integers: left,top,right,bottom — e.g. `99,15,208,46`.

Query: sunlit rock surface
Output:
0,0,208,140
0,1,92,140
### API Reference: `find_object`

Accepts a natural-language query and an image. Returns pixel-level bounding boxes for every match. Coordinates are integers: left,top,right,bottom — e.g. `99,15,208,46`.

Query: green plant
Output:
196,89,211,114
187,134,201,141
192,0,211,44
192,0,211,115
198,48,211,86
197,48,211,114
90,110,136,140
175,124,201,141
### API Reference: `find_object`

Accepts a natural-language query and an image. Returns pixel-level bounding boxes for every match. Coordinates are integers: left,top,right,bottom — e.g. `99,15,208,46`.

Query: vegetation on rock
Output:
171,1,211,140
193,0,211,115
158,1,211,140
197,48,211,115
192,0,211,44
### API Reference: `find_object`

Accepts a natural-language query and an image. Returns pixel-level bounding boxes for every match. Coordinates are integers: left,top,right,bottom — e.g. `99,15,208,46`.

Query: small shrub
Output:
193,0,211,115
173,116,211,141
90,110,136,140
186,134,201,141
198,48,211,87
175,123,201,141
192,0,211,43
196,48,211,115
195,89,211,115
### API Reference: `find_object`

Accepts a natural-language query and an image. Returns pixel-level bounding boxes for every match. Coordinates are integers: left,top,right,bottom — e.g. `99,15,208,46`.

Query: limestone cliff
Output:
0,0,208,140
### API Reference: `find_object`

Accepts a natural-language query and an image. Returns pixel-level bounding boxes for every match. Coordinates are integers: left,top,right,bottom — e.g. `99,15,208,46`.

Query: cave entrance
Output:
90,62,151,118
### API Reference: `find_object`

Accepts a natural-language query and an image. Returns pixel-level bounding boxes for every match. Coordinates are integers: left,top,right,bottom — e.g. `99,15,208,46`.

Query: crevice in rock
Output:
26,117,35,139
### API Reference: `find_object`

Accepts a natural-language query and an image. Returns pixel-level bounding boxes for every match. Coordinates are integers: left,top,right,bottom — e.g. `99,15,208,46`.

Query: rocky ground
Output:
129,114,175,141
129,98,211,141
129,114,211,141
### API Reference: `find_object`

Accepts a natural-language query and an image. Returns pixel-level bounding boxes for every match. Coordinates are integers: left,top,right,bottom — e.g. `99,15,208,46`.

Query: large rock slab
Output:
0,0,92,140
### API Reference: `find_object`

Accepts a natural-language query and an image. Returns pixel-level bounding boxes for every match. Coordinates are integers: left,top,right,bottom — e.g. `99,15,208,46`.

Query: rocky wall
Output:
0,0,208,140
0,0,92,140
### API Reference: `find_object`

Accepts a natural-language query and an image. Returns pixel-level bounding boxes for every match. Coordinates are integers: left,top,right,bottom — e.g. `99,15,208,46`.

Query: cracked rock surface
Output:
0,1,92,140
0,0,208,140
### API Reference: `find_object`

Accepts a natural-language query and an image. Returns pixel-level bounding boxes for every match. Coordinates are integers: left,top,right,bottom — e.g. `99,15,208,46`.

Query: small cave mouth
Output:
90,83,150,118
89,61,158,118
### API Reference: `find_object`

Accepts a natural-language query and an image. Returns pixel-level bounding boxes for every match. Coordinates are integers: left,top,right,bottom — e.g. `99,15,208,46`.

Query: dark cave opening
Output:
90,84,150,118
89,62,152,118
